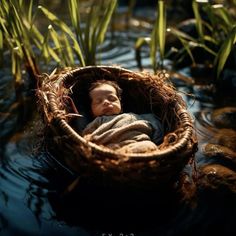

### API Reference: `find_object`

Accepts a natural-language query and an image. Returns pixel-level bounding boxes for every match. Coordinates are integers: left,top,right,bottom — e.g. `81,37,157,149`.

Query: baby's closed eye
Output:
93,98,103,105
108,95,118,102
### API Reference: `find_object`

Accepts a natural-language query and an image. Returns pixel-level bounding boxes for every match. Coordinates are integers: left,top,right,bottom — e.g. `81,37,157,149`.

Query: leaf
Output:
192,0,204,41
169,27,196,42
135,37,151,70
28,0,33,22
157,0,166,64
135,37,151,49
62,33,75,65
150,2,159,73
213,5,234,29
0,29,3,50
96,0,117,44
11,50,22,84
68,0,80,30
39,5,85,66
215,26,236,79
179,38,196,65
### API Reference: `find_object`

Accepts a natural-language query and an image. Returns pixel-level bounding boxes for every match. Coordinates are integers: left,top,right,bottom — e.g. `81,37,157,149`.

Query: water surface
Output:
1,3,236,236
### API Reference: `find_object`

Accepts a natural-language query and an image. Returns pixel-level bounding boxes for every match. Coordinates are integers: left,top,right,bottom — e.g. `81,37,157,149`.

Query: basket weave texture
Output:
38,66,198,188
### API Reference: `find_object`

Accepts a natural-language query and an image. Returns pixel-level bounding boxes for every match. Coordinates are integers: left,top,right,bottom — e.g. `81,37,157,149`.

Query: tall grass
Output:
169,0,236,79
0,0,39,84
135,0,166,73
0,0,117,86
68,0,117,65
39,0,117,66
135,0,235,79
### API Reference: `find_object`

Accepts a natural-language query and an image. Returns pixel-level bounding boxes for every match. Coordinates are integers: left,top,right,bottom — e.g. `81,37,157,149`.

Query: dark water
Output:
1,4,236,236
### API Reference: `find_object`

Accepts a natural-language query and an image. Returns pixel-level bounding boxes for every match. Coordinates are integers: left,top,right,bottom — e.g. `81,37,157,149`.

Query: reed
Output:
135,0,166,73
0,0,117,84
135,0,235,80
169,0,236,79
0,0,39,84
68,0,117,65
38,0,117,66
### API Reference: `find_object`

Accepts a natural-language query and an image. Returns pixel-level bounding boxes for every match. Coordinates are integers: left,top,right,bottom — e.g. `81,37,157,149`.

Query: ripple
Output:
194,109,218,142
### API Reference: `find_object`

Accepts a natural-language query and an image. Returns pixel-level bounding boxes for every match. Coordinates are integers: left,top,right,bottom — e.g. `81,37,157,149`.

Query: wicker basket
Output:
37,66,198,188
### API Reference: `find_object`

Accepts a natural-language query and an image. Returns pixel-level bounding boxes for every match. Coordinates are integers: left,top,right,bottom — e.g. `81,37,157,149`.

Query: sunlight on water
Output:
1,3,236,236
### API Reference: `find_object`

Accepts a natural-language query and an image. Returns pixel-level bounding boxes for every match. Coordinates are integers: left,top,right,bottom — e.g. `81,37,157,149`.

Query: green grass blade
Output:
39,5,85,66
28,0,33,22
68,0,80,31
0,28,3,65
48,25,61,51
0,29,3,50
62,33,75,65
11,50,22,84
179,38,196,65
135,37,151,70
213,4,234,28
19,0,23,7
198,43,217,56
48,25,62,64
169,27,196,42
85,2,96,57
68,0,84,53
150,2,159,73
203,35,218,45
192,0,204,41
70,36,85,66
215,26,236,79
96,0,117,44
135,37,151,49
157,0,166,64
38,6,74,35
30,24,44,46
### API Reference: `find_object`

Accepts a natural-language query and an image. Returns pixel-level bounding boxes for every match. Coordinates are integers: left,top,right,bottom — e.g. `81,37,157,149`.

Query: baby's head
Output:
89,80,122,117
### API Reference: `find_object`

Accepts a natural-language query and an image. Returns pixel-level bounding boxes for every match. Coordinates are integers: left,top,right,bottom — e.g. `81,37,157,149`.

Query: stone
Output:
212,107,236,129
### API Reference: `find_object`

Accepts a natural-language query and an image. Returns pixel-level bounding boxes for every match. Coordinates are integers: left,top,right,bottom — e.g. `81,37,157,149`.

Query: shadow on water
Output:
1,2,236,236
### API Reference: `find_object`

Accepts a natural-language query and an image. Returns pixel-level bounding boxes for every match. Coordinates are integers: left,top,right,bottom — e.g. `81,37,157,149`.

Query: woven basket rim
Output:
40,65,196,161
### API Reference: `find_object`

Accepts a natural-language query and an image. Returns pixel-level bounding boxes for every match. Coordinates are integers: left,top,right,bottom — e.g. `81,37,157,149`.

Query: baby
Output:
82,80,163,153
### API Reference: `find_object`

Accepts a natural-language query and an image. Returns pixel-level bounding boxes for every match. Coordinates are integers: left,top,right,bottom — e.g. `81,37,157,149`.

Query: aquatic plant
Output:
40,0,117,66
135,0,236,80
135,0,166,73
0,0,117,86
168,0,236,79
0,0,80,83
0,0,39,86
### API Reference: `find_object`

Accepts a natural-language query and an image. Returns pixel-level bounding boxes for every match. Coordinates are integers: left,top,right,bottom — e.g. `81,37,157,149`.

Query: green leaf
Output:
157,0,166,64
28,0,33,22
68,0,80,31
96,0,117,44
30,24,44,47
0,29,3,50
135,37,151,49
213,5,234,29
215,26,236,79
192,0,204,41
169,27,196,42
39,5,85,66
11,50,22,83
179,38,196,65
150,2,159,73
62,33,75,65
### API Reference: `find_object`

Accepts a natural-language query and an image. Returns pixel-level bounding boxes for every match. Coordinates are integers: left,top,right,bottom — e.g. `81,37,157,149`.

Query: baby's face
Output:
90,84,121,117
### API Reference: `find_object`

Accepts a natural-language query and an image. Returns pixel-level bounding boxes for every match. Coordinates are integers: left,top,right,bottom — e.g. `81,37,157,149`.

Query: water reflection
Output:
0,123,90,235
1,4,236,236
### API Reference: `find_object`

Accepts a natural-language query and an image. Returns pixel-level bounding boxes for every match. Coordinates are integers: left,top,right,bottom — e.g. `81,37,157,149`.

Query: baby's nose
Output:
103,99,110,105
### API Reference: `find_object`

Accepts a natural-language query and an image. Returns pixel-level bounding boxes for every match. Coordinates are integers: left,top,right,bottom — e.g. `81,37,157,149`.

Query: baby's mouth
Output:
103,107,114,114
